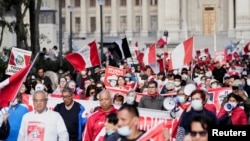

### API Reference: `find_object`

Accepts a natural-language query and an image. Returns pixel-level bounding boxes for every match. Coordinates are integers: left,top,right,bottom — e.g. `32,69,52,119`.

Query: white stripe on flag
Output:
0,79,10,89
171,43,185,70
115,39,124,59
77,46,92,68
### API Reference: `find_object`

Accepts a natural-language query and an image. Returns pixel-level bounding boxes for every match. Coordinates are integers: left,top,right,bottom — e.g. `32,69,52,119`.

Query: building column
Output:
95,3,101,38
157,0,165,37
80,0,87,37
164,0,180,41
140,0,149,37
65,0,71,35
180,0,188,40
110,0,118,36
228,0,235,37
126,0,133,37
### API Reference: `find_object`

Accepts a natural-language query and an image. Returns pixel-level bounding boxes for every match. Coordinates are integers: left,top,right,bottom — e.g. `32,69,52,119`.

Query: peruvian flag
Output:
168,37,194,70
134,41,139,57
195,48,211,66
0,63,32,107
137,44,157,68
6,48,32,75
65,41,101,72
157,36,167,47
243,41,250,55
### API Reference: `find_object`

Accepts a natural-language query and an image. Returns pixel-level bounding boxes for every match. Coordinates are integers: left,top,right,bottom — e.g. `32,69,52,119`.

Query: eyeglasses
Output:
33,99,47,103
190,131,207,137
62,95,72,99
148,86,156,89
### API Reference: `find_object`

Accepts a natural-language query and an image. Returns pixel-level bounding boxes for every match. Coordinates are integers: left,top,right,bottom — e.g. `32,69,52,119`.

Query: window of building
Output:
105,0,111,7
62,17,65,32
150,15,158,36
75,0,80,7
90,0,96,7
75,17,81,33
90,17,96,33
62,0,65,8
150,0,158,6
120,0,126,6
39,12,55,24
135,16,141,32
120,16,127,33
135,0,141,6
105,16,111,33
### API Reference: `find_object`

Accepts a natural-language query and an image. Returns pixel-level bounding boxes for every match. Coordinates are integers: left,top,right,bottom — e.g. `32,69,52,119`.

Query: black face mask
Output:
96,87,103,94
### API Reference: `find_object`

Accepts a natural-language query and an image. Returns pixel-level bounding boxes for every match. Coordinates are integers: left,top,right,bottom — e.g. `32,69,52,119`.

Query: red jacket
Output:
205,102,217,115
217,106,248,125
82,106,118,141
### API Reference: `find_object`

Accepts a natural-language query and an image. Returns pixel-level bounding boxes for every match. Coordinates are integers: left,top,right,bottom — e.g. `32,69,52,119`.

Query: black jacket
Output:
0,120,10,140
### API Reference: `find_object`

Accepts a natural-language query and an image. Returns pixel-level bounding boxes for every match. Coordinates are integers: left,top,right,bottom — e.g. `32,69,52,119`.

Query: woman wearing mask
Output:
123,90,138,107
217,93,248,125
175,89,217,141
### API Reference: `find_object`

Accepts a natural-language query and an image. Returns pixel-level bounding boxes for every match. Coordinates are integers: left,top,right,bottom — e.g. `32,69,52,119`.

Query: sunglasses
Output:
190,131,207,137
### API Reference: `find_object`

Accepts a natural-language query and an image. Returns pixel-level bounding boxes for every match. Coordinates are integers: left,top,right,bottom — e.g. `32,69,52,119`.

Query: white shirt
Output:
17,110,69,141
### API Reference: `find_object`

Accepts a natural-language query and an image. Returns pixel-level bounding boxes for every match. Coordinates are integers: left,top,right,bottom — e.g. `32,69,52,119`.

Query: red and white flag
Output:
65,41,101,72
143,44,157,65
138,121,166,141
0,63,31,107
168,37,194,70
6,48,32,75
243,41,250,55
157,36,167,47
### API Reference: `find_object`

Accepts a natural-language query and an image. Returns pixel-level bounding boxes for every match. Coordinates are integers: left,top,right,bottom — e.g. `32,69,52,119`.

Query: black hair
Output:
188,115,214,132
147,80,158,87
227,93,243,102
106,113,118,125
119,104,139,117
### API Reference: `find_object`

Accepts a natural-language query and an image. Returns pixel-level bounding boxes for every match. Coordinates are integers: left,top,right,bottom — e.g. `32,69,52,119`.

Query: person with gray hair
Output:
123,90,138,107
18,90,69,141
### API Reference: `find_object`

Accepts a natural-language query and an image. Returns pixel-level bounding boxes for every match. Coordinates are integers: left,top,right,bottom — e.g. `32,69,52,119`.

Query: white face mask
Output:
117,126,132,136
229,102,237,108
10,99,18,106
176,96,185,103
174,81,181,86
100,77,104,82
191,100,203,111
126,97,135,104
247,79,250,86
211,83,217,88
113,104,121,109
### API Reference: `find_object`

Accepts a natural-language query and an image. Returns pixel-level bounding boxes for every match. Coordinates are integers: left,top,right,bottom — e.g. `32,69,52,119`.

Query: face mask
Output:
107,130,115,136
191,100,203,111
120,65,124,69
100,77,104,82
114,104,121,109
247,79,250,86
126,97,135,104
229,102,237,108
176,96,185,103
174,81,181,86
96,87,103,94
201,80,205,84
81,71,86,75
117,126,132,136
125,78,130,81
10,99,18,106
211,83,217,88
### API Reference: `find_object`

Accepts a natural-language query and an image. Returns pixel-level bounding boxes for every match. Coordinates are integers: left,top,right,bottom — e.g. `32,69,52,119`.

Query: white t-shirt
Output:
18,110,69,141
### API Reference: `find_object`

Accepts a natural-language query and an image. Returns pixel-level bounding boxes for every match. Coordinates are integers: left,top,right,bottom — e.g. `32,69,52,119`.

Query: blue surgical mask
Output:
176,96,185,103
107,130,115,136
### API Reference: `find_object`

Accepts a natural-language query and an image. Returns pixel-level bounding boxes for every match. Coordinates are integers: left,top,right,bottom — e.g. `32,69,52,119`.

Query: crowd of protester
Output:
1,48,250,141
